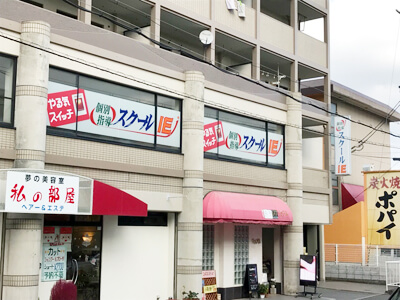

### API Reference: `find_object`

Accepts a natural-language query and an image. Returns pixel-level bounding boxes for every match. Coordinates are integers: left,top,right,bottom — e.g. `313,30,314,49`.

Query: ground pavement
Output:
237,280,392,300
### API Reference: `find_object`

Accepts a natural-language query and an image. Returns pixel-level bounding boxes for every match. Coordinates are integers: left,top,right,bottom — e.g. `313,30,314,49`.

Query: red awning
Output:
203,191,293,225
341,183,364,210
92,180,147,216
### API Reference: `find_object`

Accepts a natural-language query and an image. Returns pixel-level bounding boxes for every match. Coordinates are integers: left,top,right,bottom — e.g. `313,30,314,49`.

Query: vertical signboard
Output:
334,116,351,176
202,270,217,300
365,171,400,245
299,255,317,287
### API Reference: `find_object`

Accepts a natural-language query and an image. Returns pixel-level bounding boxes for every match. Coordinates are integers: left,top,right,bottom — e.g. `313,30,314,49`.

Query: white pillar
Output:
2,20,50,300
176,71,204,298
283,93,303,295
14,21,50,169
78,0,92,25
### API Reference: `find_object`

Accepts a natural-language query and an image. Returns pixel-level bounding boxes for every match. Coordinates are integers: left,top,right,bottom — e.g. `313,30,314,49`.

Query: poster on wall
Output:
334,116,351,176
204,118,284,165
365,171,400,246
299,255,317,287
47,85,181,148
5,171,79,214
42,245,67,282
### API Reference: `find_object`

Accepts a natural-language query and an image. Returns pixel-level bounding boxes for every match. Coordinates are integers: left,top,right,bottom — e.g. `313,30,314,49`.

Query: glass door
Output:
43,215,102,300
67,226,102,300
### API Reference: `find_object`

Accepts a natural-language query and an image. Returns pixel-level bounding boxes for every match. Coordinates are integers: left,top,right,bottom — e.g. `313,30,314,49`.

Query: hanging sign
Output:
5,171,79,214
334,116,351,175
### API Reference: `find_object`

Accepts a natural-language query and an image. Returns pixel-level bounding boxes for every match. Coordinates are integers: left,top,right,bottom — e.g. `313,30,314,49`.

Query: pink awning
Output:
203,191,293,225
341,183,364,210
92,180,147,216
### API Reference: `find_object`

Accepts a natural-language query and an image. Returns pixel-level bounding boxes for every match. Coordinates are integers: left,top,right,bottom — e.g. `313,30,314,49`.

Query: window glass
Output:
118,212,168,226
202,225,214,271
234,225,249,285
47,68,181,150
156,95,181,148
0,55,15,124
204,107,284,168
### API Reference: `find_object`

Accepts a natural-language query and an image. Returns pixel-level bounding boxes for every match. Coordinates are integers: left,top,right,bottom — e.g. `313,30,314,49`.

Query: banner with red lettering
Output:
47,85,180,148
204,118,283,165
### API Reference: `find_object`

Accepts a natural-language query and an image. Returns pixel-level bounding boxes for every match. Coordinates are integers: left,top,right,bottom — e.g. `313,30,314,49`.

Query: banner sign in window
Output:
334,116,351,175
204,118,283,165
47,88,181,148
42,245,67,281
5,171,79,214
365,171,400,246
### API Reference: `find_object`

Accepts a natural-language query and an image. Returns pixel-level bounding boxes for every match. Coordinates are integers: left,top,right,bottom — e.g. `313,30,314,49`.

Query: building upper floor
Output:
0,1,332,205
13,0,330,98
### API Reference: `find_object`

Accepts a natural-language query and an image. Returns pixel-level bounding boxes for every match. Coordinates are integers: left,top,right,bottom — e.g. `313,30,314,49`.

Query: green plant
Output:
258,283,269,295
182,290,199,299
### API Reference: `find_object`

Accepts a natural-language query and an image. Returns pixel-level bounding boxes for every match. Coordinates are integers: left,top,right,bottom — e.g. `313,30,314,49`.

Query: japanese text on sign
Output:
5,171,79,215
334,116,351,175
42,245,66,282
366,172,400,245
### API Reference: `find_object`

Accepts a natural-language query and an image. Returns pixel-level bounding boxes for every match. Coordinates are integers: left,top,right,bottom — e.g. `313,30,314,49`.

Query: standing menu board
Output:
299,255,317,287
245,264,258,293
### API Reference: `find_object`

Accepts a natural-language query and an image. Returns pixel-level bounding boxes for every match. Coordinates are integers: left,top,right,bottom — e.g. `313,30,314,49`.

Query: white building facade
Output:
0,0,331,299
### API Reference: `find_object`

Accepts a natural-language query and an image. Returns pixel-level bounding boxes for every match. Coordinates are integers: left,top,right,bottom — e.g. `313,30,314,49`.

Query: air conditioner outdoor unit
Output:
362,164,374,172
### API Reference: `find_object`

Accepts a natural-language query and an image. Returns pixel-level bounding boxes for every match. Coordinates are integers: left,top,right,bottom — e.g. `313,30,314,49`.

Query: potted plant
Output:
182,290,199,300
258,282,269,298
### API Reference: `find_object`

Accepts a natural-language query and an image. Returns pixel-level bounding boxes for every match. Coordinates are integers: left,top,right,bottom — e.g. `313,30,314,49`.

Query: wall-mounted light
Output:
82,233,93,243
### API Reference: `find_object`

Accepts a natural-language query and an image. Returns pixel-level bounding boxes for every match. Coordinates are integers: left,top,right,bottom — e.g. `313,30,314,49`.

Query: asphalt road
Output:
313,287,389,300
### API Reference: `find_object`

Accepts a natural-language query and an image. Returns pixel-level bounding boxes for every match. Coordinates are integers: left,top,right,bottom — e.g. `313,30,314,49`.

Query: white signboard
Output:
47,83,181,148
5,171,79,214
334,116,351,176
42,245,67,281
204,118,284,165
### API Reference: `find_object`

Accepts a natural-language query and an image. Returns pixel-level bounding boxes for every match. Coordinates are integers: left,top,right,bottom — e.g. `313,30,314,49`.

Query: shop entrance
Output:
262,228,274,281
42,215,102,300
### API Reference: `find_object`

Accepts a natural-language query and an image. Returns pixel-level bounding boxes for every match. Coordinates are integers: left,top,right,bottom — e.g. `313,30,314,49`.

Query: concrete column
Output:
14,21,50,169
176,71,204,298
2,21,50,300
252,45,260,81
319,225,325,281
150,3,161,47
283,93,303,295
78,0,92,25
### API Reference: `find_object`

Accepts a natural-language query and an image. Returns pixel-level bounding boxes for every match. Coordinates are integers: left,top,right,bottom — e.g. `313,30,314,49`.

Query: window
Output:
118,212,168,226
48,68,181,151
0,54,15,125
202,225,214,270
234,225,249,285
204,107,285,168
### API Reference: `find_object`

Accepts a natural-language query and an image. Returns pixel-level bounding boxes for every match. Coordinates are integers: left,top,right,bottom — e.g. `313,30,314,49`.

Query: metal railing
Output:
325,243,400,266
386,261,400,291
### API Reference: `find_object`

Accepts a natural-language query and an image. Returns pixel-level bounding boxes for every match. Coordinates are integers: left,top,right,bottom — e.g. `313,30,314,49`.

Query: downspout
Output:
174,212,178,299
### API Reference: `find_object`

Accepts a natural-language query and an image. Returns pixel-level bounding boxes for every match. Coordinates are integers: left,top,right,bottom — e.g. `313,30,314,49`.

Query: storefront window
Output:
0,54,15,125
202,225,214,270
234,225,249,285
204,107,284,168
47,68,181,151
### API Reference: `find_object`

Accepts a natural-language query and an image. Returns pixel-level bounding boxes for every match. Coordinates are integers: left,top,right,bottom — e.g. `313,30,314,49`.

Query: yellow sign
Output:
365,171,400,245
203,284,217,294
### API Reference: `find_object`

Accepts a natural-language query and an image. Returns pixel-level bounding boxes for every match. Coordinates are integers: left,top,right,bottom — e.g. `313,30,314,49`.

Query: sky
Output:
328,0,400,166
329,0,400,108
